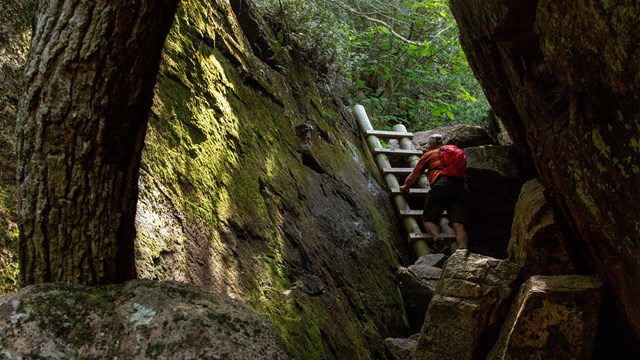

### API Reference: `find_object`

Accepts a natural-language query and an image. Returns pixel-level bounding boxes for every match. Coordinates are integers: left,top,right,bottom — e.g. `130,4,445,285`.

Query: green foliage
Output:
254,0,354,77
253,0,490,130
0,181,19,294
270,31,293,65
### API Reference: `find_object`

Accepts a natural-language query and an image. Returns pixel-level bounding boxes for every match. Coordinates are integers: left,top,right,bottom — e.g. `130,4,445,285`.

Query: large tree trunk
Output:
16,0,179,285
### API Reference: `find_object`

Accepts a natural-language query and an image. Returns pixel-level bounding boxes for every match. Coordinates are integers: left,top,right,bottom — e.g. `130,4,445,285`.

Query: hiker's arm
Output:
400,154,429,191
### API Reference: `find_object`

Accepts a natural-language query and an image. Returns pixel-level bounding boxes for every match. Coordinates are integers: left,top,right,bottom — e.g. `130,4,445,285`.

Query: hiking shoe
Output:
433,234,445,246
433,235,451,256
456,247,469,257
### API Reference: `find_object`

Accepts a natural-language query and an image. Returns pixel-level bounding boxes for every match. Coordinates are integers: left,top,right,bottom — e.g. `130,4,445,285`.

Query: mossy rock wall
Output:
135,0,409,358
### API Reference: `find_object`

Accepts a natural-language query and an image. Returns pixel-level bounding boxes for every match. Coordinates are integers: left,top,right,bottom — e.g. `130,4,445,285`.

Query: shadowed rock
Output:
488,275,603,360
449,0,640,337
384,336,418,360
414,253,447,269
509,179,575,279
397,260,443,333
413,252,521,360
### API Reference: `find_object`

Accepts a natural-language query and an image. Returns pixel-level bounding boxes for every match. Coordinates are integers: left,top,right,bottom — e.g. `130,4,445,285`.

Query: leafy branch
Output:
327,0,425,47
253,0,491,129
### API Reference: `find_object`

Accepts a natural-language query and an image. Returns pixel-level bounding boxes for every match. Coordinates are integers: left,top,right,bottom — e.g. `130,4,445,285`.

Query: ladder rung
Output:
390,188,430,196
409,233,457,241
373,148,423,156
382,167,414,176
399,210,449,218
399,210,423,218
366,129,414,139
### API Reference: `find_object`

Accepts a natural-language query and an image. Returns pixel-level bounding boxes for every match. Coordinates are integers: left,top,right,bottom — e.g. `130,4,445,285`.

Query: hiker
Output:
399,134,469,255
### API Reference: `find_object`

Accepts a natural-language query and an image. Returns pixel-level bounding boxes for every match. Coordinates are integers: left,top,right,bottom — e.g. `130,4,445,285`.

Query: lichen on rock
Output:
0,280,296,359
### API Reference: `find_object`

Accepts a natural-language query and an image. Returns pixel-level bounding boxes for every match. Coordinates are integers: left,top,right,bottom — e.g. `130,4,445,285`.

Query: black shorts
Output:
422,176,469,225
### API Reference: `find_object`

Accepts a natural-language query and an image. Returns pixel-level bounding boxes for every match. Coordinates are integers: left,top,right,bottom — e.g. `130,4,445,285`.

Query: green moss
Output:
0,182,19,294
147,342,166,358
629,136,640,153
368,203,391,240
135,1,406,357
0,251,19,294
591,129,611,159
570,164,600,217
256,290,325,359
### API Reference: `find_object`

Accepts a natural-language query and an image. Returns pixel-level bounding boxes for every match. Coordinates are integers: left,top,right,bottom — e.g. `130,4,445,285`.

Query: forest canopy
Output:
252,0,490,130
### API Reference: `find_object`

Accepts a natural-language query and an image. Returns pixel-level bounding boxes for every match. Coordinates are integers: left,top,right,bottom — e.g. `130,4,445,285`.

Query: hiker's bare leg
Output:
423,221,441,238
452,222,468,249
425,220,448,252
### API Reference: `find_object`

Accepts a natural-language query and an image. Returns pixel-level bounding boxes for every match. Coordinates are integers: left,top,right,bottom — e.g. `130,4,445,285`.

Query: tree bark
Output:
16,0,179,285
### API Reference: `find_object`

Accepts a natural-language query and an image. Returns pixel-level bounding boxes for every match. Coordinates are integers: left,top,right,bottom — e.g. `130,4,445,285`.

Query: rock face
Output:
135,0,410,358
449,0,640,336
413,252,521,360
384,337,417,360
0,280,294,359
509,179,575,279
488,275,603,360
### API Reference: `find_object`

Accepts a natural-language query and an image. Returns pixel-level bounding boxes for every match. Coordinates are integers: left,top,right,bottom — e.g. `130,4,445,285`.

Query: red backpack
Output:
438,145,467,178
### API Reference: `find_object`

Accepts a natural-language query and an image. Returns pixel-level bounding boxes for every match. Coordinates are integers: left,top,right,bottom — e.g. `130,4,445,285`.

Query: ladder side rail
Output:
353,105,430,256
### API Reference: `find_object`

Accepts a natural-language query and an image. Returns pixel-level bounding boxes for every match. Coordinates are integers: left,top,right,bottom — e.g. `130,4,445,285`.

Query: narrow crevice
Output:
301,152,325,174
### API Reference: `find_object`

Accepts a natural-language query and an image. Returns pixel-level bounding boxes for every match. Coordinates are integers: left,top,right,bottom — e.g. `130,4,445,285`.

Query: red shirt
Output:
404,147,444,187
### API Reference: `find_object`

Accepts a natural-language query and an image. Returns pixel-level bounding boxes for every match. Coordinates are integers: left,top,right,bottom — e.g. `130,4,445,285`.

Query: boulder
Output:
0,280,294,359
384,337,417,360
485,111,513,146
396,254,447,333
465,145,525,258
405,265,442,289
414,253,447,268
411,125,498,151
413,252,521,360
397,263,442,333
488,275,603,360
509,178,575,279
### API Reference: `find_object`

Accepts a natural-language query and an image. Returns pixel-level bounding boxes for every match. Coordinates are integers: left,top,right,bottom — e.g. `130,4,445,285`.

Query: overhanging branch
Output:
327,0,424,46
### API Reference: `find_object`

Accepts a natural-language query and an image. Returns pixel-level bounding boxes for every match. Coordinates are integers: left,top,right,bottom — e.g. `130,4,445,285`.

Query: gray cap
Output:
428,133,444,146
